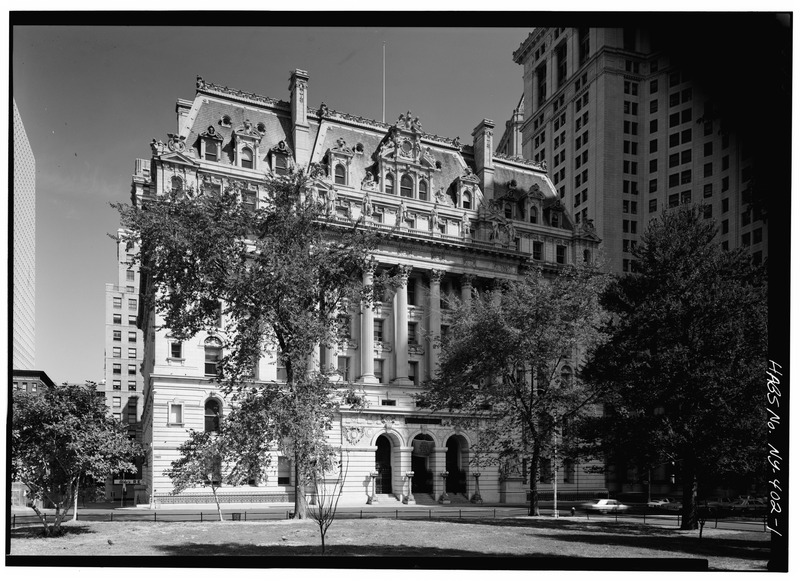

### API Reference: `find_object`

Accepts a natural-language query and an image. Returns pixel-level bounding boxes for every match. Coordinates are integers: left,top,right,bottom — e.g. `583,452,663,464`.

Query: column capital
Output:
363,256,378,275
428,269,444,284
395,264,412,284
461,273,476,286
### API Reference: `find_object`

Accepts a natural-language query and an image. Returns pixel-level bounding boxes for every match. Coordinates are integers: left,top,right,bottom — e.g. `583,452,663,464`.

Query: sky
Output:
11,24,532,384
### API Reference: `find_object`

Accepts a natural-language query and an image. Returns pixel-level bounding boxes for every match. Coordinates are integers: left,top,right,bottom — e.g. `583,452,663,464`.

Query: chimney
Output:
472,118,496,199
289,69,311,168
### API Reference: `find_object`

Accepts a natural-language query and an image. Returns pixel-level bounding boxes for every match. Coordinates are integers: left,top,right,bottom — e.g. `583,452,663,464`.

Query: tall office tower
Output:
511,27,767,274
101,232,145,503
13,99,36,369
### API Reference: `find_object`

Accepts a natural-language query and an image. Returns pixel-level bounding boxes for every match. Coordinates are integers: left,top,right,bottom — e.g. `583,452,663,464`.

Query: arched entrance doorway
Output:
375,435,392,494
446,435,468,494
411,434,434,493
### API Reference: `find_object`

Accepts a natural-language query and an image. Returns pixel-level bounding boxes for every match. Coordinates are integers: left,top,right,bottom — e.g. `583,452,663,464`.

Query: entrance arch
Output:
411,434,435,494
374,435,392,494
445,435,469,494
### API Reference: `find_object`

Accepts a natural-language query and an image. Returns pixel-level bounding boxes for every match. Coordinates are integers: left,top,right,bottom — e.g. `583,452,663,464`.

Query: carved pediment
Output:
233,119,262,142
460,166,480,184
527,183,545,200
155,149,200,168
270,140,293,157
329,136,355,158
200,126,223,141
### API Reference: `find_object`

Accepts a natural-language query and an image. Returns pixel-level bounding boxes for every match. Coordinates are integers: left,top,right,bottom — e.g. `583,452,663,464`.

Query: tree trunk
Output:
529,450,541,517
680,453,698,530
211,484,224,521
71,481,79,522
30,502,51,536
293,453,308,519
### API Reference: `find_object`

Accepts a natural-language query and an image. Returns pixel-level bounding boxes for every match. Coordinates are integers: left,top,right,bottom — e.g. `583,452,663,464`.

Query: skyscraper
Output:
13,99,36,369
509,27,768,275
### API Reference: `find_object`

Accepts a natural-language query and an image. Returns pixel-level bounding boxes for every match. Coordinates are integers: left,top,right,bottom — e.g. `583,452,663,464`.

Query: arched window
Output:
171,176,183,193
205,399,221,432
551,212,560,228
204,140,218,162
583,249,591,263
334,164,346,185
241,147,253,169
418,180,428,201
463,191,472,210
530,206,538,224
204,337,223,377
384,173,395,195
400,174,413,198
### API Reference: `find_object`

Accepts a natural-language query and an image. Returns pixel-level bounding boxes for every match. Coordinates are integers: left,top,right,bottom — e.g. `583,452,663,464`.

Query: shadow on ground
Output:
10,524,95,539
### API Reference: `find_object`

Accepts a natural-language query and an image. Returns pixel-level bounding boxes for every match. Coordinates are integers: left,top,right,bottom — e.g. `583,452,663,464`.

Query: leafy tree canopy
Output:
424,264,609,515
12,383,143,535
581,206,767,529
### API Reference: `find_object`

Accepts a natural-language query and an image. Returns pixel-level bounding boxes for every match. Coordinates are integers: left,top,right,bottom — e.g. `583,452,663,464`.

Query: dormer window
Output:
274,154,288,175
419,180,428,201
463,191,472,210
551,212,560,228
400,174,413,198
171,176,183,194
221,115,232,127
241,147,254,169
384,173,395,195
504,204,513,219
334,163,347,185
205,141,218,161
530,206,538,224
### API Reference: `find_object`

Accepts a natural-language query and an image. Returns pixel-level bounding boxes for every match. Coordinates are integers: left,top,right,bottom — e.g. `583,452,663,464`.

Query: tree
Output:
581,206,768,530
307,452,350,555
165,430,229,522
11,383,143,536
424,265,609,516
115,167,394,518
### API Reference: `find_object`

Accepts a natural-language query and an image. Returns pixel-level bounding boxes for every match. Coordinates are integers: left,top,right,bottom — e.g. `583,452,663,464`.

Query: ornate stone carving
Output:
345,426,364,445
429,269,444,284
434,189,455,207
362,191,374,218
395,264,412,284
408,344,425,356
150,138,166,155
196,76,289,110
325,188,337,215
430,203,441,230
166,134,186,153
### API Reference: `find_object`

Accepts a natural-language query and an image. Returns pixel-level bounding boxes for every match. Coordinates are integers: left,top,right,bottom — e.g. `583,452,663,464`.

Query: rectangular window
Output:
338,315,352,339
669,133,680,148
128,331,137,342
536,64,547,106
704,183,713,198
669,153,680,168
532,241,543,261
722,155,730,171
113,363,121,375
113,397,121,408
622,219,629,233
556,42,567,87
113,330,122,341
704,142,713,156
649,199,658,212
704,162,713,178
649,139,658,153
127,412,137,424
681,108,692,123
669,193,679,208
374,359,384,383
128,314,137,325
722,219,729,234
128,382,137,391
408,322,418,345
741,232,751,247
650,119,658,134
722,198,729,213
126,270,135,281
681,128,692,143
681,190,692,204
113,297,122,308
742,210,751,226
170,342,182,359
278,456,291,485
649,159,657,173
669,92,680,107
409,361,419,386
669,112,680,128
703,205,712,219
578,27,590,64
128,299,137,310
113,380,121,390
113,413,122,421
113,314,122,324
168,403,183,425
556,245,566,264
337,356,351,381
128,348,137,358
128,364,137,375
650,79,658,93
650,99,658,114
681,170,692,184
113,347,122,358
753,228,763,244
407,281,416,306
374,319,384,342
669,173,679,188
679,149,691,164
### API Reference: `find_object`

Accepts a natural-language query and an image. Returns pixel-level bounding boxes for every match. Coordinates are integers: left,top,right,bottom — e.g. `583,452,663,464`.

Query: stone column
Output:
392,265,413,385
432,447,448,502
461,273,475,308
359,259,378,383
397,446,415,504
428,270,443,379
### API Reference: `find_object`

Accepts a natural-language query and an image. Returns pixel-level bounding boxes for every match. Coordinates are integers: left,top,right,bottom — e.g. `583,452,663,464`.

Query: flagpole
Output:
382,41,386,124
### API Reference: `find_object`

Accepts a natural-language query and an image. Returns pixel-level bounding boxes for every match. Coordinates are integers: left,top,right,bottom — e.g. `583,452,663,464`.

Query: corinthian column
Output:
359,259,378,383
428,269,443,379
461,273,475,308
392,265,413,385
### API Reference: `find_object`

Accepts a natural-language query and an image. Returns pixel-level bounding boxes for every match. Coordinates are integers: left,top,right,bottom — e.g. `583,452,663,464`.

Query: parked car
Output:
701,497,736,513
581,499,629,513
728,499,768,515
647,497,677,509
662,499,683,511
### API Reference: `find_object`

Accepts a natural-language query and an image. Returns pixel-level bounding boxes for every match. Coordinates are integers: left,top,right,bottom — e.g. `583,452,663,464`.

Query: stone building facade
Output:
133,70,605,505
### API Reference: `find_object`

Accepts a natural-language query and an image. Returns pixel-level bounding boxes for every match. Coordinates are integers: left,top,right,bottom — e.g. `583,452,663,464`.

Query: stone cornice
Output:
513,28,545,64
493,152,547,172
195,76,290,111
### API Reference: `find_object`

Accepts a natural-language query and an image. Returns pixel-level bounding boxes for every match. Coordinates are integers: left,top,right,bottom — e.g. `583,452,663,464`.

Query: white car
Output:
662,499,683,511
581,498,629,513
647,497,677,509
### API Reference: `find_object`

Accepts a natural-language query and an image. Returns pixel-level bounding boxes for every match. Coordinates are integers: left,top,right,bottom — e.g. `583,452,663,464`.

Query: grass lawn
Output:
9,516,769,570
